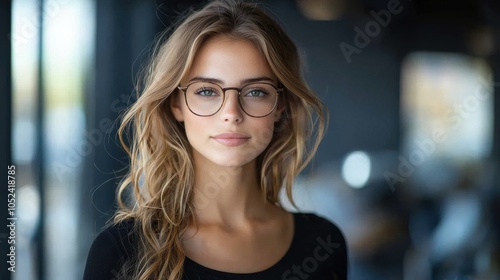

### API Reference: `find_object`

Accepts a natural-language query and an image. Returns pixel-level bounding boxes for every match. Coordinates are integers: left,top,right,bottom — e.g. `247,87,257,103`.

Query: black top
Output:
83,213,348,280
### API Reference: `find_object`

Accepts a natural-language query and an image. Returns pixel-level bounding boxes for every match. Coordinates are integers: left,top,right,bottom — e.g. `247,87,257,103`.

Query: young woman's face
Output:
171,35,282,168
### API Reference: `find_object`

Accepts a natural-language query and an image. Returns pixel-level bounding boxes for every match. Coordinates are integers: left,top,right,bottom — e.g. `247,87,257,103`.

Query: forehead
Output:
185,35,276,85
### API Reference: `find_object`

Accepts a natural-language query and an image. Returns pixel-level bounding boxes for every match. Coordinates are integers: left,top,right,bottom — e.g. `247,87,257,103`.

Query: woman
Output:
83,0,347,279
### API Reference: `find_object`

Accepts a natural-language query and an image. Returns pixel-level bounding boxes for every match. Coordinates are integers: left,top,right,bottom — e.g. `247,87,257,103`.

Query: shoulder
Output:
89,219,137,257
294,212,345,240
83,219,138,280
292,212,348,278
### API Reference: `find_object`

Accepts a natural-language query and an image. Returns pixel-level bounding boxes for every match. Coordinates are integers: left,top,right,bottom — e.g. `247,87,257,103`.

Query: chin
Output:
211,157,255,168
192,147,262,169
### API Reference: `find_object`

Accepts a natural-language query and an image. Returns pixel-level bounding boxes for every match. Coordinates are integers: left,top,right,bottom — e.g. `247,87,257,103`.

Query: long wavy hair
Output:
114,0,327,279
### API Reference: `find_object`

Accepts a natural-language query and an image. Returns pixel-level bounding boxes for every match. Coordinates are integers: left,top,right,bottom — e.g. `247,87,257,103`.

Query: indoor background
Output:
1,0,499,279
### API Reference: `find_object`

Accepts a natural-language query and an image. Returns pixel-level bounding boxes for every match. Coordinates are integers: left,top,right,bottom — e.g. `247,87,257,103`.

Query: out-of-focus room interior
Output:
1,0,499,279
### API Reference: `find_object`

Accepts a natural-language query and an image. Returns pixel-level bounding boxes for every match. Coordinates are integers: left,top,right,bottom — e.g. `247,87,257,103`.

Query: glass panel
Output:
41,1,95,279
11,0,41,279
12,0,96,279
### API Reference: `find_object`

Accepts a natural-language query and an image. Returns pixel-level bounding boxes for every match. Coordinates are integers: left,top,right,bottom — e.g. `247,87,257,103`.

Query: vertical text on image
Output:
6,165,17,272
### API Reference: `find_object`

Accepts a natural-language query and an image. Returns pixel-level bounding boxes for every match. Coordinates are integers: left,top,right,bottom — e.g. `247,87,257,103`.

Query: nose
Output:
219,90,243,123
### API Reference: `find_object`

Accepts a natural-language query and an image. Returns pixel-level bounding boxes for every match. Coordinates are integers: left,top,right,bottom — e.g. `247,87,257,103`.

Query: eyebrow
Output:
188,76,276,85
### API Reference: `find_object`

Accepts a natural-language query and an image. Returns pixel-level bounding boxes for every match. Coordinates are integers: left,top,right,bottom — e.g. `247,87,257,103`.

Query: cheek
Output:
253,119,276,150
183,115,205,140
264,122,276,142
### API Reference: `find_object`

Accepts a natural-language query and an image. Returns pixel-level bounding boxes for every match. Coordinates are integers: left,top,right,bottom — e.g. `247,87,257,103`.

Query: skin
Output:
171,35,294,273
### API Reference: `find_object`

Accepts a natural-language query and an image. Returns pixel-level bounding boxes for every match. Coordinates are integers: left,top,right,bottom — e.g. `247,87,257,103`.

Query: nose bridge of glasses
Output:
220,86,244,104
220,87,243,111
222,86,243,96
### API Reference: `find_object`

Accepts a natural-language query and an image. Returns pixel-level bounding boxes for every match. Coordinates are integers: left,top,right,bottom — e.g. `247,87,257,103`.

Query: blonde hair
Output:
114,0,327,279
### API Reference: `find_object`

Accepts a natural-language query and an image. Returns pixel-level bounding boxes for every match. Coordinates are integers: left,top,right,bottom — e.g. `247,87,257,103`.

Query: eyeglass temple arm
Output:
177,86,188,91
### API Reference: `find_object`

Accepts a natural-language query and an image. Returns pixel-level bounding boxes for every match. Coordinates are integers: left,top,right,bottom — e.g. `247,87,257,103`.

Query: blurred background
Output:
1,0,499,279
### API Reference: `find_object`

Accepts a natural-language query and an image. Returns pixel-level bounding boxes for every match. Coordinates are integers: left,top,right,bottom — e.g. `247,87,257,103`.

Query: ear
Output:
170,91,185,122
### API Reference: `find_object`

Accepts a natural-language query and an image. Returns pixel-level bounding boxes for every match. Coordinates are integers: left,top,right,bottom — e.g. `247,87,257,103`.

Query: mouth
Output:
211,133,251,147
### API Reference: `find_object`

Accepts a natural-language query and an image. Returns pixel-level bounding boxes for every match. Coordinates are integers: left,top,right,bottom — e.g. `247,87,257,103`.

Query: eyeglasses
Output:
177,81,282,118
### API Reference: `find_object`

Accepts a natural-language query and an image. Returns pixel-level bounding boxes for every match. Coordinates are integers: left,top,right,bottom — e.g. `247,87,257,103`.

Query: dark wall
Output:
79,0,158,257
269,0,402,163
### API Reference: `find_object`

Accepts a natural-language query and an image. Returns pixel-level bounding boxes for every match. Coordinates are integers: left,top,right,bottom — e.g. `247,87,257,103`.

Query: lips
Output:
211,133,250,146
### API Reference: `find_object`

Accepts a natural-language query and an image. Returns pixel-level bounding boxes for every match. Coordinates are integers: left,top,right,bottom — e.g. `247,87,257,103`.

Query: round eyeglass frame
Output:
177,82,283,118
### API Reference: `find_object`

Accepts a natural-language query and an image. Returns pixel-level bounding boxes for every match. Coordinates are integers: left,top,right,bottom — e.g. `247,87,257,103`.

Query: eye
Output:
194,88,219,97
244,88,269,98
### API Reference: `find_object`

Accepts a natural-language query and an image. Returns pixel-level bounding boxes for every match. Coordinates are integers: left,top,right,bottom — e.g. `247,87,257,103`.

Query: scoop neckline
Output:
183,212,298,277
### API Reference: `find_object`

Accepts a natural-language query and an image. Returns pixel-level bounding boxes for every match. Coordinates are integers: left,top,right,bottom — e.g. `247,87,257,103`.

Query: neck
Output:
191,153,273,227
